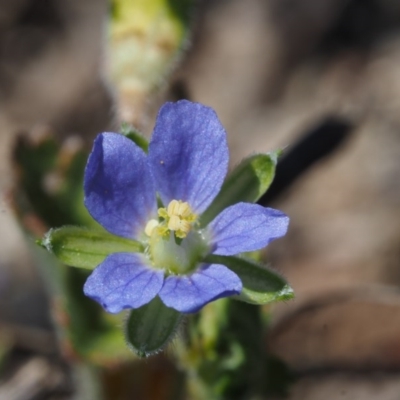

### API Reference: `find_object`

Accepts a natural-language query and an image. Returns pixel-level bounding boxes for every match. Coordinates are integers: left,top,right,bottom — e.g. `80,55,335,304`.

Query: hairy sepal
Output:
205,254,293,305
40,226,143,270
200,151,280,227
125,296,183,357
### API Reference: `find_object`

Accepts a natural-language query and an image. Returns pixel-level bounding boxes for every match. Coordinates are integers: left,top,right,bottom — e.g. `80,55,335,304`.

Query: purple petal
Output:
209,202,289,256
148,100,229,213
84,133,156,239
159,264,242,313
83,253,163,313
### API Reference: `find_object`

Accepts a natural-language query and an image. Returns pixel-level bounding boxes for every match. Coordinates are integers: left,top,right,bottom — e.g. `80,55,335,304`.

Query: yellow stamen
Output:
144,219,159,237
143,200,207,274
155,199,197,238
158,207,168,219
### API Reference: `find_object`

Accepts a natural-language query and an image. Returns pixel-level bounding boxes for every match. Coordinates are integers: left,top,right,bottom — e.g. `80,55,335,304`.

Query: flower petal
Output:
208,202,289,256
158,264,242,313
84,133,156,239
83,253,164,313
148,100,229,213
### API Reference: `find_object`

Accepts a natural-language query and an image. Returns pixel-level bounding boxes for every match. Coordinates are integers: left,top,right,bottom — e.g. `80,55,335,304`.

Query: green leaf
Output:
200,152,280,227
40,226,143,269
125,296,182,357
205,255,293,305
121,124,149,153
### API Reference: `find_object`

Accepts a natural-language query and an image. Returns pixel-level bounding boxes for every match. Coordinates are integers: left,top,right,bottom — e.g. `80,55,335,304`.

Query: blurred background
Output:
1,0,400,399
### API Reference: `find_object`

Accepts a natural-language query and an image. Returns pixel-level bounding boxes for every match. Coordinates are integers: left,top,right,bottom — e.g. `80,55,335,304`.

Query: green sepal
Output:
125,296,183,357
200,151,280,227
205,255,293,305
40,226,144,270
121,123,149,153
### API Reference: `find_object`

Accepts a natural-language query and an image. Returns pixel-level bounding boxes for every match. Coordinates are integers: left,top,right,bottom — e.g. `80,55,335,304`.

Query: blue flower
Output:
83,100,289,313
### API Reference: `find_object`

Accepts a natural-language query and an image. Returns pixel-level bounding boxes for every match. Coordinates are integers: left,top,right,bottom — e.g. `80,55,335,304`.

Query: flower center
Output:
143,199,207,274
145,199,197,239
